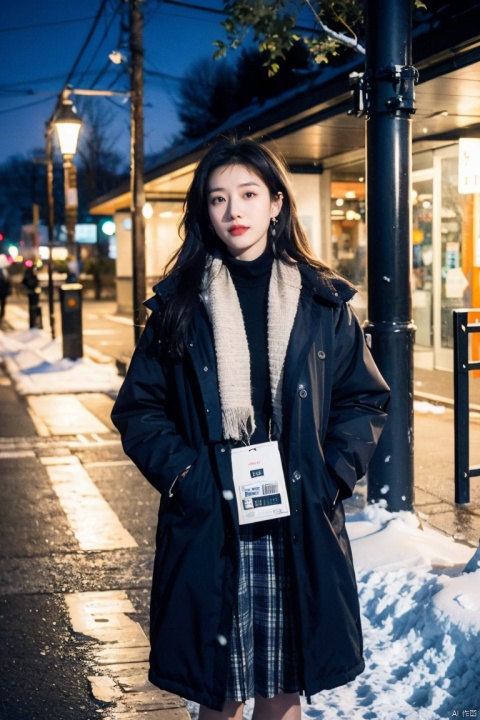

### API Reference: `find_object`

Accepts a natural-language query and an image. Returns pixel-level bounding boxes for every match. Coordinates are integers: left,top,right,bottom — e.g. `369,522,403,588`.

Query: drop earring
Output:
270,217,278,237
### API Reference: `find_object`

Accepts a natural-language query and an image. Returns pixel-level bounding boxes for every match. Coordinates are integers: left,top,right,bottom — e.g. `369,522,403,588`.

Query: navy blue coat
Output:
111,263,390,710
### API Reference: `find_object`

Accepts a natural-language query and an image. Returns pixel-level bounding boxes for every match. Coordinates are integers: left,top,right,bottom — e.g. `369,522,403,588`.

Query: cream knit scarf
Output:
202,256,302,443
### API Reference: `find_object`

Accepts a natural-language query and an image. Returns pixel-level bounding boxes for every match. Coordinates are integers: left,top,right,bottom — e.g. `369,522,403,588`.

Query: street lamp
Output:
44,91,83,340
54,93,83,260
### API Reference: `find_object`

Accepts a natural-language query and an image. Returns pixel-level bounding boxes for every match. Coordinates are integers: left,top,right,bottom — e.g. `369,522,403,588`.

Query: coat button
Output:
299,388,307,399
292,534,298,543
317,350,326,360
292,470,301,482
203,366,208,372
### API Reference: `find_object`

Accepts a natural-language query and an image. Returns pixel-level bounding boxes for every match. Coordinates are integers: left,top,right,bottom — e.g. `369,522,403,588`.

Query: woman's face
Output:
207,163,283,261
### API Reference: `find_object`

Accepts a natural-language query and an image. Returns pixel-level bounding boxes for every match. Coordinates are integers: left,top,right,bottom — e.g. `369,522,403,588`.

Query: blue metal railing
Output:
453,309,480,504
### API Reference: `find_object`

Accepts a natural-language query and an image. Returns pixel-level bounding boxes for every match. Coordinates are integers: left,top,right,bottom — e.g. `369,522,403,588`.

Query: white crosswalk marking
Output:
64,591,187,713
28,395,109,435
41,456,137,551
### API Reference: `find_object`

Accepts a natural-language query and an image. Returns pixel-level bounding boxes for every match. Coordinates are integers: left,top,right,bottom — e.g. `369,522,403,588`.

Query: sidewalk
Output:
1,304,480,719
414,365,480,409
411,363,480,548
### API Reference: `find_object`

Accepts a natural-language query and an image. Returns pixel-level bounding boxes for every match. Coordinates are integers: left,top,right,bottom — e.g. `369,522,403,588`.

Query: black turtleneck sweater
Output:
225,250,274,445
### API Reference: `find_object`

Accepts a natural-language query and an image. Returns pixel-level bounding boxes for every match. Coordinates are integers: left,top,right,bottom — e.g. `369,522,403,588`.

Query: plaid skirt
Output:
225,519,300,701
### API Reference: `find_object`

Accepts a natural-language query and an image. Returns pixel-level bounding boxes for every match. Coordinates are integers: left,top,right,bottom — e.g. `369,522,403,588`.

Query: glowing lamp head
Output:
54,99,82,157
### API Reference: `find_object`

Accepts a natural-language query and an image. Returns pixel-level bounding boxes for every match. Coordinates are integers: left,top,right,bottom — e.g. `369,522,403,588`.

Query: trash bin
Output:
28,287,43,329
59,282,83,360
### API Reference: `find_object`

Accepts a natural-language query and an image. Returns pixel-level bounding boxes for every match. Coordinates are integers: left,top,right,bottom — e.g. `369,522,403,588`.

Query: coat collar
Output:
144,274,179,311
144,262,356,312
298,264,356,305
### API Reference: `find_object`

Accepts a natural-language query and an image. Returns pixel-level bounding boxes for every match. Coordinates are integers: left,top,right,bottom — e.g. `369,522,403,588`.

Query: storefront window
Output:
329,148,479,371
440,156,473,349
330,180,366,323
412,176,433,347
331,180,366,289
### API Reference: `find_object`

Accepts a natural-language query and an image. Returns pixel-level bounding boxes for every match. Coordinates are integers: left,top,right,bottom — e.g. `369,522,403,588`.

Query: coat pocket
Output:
319,462,341,516
173,446,216,519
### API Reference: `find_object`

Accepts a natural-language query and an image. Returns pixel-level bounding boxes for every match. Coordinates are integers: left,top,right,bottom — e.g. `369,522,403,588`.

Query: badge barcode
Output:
262,483,278,495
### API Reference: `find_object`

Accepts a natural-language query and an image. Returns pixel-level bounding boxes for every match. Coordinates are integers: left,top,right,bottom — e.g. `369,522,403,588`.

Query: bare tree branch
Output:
303,0,365,54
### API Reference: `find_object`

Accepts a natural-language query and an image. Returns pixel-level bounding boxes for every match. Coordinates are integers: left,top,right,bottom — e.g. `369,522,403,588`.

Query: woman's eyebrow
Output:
208,181,261,194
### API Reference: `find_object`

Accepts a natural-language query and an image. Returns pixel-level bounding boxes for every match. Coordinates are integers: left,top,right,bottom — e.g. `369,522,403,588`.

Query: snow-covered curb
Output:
0,328,122,395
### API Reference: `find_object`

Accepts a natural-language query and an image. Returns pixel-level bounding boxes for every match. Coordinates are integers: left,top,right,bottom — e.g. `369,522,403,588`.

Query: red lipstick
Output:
229,225,249,236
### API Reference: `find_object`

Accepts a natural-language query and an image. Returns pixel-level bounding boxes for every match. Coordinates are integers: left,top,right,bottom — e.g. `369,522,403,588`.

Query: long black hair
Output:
160,135,345,357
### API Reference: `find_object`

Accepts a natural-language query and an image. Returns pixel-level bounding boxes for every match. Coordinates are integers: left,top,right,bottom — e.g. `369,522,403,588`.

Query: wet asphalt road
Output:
0,368,160,720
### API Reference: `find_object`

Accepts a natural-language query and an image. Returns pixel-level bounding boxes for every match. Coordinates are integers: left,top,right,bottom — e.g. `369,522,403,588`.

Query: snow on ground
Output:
2,327,479,718
413,400,446,415
0,328,122,395
186,507,479,720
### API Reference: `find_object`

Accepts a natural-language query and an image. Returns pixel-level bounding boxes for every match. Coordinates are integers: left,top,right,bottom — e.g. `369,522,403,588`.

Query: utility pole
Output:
129,0,147,345
32,204,39,249
362,0,417,511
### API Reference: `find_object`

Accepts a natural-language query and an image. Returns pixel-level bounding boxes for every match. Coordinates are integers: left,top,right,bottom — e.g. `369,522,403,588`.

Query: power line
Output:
0,69,122,95
161,0,225,16
76,0,124,87
89,58,116,90
105,94,131,113
105,63,130,92
159,0,321,35
0,13,116,34
144,67,183,83
64,0,111,87
143,0,163,28
0,96,55,116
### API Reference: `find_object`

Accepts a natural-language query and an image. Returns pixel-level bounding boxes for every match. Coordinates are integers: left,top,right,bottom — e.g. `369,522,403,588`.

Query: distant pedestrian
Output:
112,137,390,719
22,266,42,329
66,258,79,283
0,259,12,319
21,266,39,294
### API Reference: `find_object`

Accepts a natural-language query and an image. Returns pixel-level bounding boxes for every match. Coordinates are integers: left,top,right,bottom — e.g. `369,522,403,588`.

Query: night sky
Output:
0,0,227,166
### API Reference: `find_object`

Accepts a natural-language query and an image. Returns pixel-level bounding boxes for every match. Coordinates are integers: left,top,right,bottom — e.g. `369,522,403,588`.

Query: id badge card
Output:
230,441,290,525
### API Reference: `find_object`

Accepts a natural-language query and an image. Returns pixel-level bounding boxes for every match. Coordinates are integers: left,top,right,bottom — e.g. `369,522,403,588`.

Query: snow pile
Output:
186,507,480,720
339,507,480,720
0,328,122,395
413,400,446,415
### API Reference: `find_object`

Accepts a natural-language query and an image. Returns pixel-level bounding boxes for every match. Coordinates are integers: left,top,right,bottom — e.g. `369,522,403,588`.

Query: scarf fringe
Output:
222,408,256,443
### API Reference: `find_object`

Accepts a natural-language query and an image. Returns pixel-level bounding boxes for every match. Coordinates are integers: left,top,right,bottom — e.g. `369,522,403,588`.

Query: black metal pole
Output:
45,124,56,340
63,155,78,259
364,0,417,511
130,0,147,346
453,310,470,504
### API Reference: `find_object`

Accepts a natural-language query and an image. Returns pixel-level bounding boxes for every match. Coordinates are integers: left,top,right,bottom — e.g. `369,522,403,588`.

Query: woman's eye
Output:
211,196,224,205
244,192,255,199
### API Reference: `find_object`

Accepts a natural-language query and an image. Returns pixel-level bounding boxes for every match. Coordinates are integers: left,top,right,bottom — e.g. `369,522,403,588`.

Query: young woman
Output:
0,262,12,319
111,137,390,720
